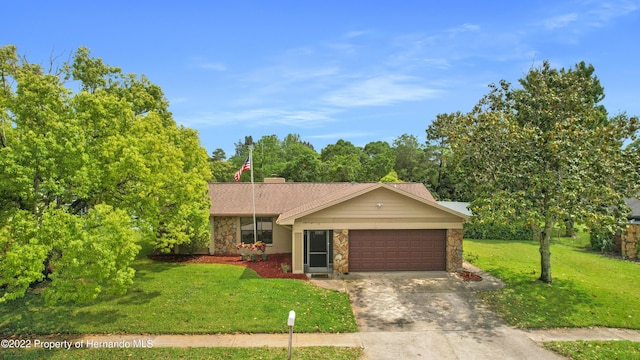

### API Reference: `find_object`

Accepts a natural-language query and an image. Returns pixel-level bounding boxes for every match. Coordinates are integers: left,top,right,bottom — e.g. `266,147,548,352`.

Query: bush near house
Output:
463,221,533,240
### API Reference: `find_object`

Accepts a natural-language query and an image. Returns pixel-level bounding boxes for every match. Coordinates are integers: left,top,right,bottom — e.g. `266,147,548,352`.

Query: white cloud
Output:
446,23,481,34
537,1,638,33
306,131,376,139
343,30,371,39
587,0,639,25
542,13,579,30
190,57,227,71
323,74,440,107
177,108,338,129
198,62,227,71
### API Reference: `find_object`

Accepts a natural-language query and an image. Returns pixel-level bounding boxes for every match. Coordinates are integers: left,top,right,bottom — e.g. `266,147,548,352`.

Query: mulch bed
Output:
148,253,308,280
456,270,482,281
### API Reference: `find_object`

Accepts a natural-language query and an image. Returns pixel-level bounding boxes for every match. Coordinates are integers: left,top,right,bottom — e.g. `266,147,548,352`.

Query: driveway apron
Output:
343,271,563,360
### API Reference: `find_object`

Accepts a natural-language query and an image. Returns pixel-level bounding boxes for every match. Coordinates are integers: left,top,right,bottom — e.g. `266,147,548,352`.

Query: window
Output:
240,217,273,244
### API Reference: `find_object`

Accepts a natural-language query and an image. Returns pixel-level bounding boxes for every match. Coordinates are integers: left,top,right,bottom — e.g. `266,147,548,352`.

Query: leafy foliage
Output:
442,60,639,283
463,221,533,241
0,46,211,303
214,133,452,192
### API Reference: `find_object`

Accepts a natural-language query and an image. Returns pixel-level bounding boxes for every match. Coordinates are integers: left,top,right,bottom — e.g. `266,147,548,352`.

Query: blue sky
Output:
3,1,639,157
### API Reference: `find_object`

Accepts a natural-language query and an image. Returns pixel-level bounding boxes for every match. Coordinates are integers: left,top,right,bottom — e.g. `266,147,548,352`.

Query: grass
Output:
0,251,357,335
543,340,640,359
1,346,363,360
464,231,640,329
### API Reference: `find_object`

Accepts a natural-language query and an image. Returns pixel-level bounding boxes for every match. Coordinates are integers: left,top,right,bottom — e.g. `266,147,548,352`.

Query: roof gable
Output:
276,183,468,225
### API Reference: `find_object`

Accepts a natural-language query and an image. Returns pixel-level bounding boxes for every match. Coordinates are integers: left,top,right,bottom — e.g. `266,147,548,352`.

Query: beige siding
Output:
299,188,462,229
292,230,303,274
269,222,292,254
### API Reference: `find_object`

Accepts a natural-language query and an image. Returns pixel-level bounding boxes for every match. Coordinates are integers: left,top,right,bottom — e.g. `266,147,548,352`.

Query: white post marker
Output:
288,310,296,360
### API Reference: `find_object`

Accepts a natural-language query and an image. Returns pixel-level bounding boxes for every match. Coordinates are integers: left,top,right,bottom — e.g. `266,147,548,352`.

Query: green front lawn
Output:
0,256,357,335
1,346,363,360
465,234,640,329
544,340,640,360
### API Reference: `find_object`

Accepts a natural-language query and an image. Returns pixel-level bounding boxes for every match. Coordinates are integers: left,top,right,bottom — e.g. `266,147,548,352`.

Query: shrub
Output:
464,221,533,240
589,227,615,252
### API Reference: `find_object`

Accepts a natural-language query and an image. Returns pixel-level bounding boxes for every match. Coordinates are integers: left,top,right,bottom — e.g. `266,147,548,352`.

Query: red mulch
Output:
147,253,308,280
456,270,482,281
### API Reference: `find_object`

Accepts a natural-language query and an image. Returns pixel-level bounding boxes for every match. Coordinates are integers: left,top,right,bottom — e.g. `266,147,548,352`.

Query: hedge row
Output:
463,222,533,240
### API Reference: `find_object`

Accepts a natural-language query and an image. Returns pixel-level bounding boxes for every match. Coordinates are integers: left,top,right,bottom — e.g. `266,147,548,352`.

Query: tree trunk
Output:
538,220,554,283
564,217,576,238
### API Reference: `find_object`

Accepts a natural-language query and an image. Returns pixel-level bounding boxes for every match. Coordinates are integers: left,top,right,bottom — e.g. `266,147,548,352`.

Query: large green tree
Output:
392,134,431,183
320,140,364,182
362,141,395,181
444,61,639,283
0,46,211,303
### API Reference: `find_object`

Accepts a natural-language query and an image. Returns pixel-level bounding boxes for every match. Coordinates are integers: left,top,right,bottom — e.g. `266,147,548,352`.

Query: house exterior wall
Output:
334,229,349,273
211,216,292,255
270,222,293,254
293,231,303,273
616,223,639,259
289,191,465,274
300,188,463,229
212,216,238,254
446,229,464,272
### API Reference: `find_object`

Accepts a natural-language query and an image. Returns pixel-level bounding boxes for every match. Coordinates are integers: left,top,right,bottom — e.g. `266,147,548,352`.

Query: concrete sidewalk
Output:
525,327,640,343
76,333,363,348
64,327,640,348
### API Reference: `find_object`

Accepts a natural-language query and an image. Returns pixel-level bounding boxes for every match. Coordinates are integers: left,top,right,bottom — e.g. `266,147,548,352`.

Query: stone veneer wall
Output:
333,229,349,274
446,229,463,272
616,224,639,259
213,216,238,254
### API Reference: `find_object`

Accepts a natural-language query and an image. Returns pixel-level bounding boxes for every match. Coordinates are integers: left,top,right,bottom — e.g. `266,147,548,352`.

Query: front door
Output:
304,230,333,273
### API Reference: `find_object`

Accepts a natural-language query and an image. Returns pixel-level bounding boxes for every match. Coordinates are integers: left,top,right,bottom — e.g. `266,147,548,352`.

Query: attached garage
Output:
349,229,447,271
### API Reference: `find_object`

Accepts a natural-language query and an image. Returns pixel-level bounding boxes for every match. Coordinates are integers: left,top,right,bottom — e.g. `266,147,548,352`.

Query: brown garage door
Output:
349,229,446,271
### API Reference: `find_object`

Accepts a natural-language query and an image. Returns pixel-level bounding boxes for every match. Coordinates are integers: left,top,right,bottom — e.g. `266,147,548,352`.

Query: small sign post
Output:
287,310,296,360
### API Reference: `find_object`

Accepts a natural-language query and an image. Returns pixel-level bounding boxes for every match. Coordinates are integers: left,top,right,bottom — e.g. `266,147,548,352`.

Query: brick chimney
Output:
264,177,286,183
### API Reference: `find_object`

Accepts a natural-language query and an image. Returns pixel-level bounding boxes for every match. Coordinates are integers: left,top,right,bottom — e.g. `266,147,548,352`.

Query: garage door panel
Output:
350,229,446,271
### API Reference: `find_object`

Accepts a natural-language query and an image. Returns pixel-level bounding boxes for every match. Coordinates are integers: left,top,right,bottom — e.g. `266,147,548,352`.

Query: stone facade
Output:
616,223,639,259
446,228,464,272
333,229,349,274
213,216,238,254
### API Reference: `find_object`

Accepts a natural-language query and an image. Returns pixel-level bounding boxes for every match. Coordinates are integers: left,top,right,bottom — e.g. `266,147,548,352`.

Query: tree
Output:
362,141,395,181
392,134,431,183
281,143,322,182
208,148,235,182
444,60,639,283
380,170,402,183
253,134,286,180
426,113,472,201
320,140,364,182
0,46,212,303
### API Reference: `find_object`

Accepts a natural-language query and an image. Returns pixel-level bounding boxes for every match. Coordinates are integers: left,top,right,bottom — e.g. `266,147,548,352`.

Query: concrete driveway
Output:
340,270,564,360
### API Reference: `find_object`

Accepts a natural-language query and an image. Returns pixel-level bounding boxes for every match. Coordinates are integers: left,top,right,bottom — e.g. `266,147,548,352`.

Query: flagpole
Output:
248,144,257,244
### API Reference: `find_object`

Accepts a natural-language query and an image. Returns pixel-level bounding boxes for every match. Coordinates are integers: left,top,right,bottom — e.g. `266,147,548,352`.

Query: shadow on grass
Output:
0,304,124,335
239,266,262,280
115,288,162,306
480,269,597,328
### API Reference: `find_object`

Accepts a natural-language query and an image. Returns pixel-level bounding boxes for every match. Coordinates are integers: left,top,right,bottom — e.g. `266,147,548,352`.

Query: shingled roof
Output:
208,182,436,217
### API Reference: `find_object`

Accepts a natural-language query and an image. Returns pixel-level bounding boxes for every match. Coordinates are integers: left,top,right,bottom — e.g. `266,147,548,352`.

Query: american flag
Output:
234,156,251,181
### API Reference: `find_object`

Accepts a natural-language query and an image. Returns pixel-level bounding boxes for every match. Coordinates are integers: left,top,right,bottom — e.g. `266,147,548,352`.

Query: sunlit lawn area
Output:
464,232,640,329
543,340,640,360
0,254,357,335
2,346,363,360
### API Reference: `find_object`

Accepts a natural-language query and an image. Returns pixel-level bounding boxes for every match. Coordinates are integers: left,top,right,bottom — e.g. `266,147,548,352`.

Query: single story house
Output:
208,178,469,274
